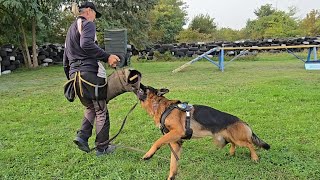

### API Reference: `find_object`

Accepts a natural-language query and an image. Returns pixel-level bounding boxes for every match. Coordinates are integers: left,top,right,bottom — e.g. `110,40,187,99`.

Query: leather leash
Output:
89,101,138,152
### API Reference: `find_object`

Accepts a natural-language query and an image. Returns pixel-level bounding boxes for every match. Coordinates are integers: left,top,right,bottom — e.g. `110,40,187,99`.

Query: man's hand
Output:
108,54,120,67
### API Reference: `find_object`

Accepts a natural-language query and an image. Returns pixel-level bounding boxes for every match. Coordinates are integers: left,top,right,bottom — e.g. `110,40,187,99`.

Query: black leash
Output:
89,101,138,152
116,144,169,161
168,143,180,161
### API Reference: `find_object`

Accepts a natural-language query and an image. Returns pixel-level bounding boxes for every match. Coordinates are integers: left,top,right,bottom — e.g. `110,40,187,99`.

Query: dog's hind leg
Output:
229,142,236,156
227,123,259,161
168,141,183,180
246,142,259,162
142,130,184,160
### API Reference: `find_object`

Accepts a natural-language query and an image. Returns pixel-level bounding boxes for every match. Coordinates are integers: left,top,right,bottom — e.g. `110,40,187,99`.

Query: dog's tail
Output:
251,133,270,150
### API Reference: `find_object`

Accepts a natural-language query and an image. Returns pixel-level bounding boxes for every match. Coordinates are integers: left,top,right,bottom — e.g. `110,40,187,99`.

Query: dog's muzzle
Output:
134,83,147,101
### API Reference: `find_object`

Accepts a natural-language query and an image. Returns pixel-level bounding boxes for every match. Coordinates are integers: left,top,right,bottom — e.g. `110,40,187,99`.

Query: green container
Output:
104,29,128,67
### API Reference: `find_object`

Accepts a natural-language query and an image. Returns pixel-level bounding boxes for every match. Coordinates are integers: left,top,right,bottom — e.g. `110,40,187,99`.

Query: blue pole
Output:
219,49,224,72
313,47,317,61
307,48,312,62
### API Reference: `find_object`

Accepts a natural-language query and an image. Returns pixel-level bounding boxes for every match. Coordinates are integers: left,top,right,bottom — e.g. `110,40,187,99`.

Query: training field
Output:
0,53,319,179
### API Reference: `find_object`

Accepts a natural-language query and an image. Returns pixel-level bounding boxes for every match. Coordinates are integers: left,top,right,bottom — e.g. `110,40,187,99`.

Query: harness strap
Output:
159,102,193,161
184,111,193,139
160,104,176,134
160,103,193,139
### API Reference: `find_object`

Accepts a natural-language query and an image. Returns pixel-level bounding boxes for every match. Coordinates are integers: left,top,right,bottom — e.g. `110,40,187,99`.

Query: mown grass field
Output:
0,53,319,179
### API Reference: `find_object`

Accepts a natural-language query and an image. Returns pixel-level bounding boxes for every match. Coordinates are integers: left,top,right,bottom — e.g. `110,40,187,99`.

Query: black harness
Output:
160,102,193,139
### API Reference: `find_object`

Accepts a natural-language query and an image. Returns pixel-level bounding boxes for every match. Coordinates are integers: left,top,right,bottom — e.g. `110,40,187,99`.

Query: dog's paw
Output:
251,157,259,163
142,152,154,160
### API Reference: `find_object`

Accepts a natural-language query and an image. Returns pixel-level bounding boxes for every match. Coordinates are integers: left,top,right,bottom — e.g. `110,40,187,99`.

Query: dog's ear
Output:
157,88,169,96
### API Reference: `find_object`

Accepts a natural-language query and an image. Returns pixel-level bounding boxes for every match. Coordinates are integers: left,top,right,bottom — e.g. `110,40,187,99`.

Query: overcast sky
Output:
182,0,320,30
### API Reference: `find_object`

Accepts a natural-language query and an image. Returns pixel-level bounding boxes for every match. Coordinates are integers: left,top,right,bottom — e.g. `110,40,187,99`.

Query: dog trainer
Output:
63,1,120,156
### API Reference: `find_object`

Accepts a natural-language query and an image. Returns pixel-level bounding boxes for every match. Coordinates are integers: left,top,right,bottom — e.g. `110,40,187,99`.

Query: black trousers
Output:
71,71,110,151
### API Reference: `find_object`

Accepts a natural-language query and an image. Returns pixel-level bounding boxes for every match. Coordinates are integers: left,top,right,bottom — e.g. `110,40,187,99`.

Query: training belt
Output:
64,71,107,109
160,102,193,140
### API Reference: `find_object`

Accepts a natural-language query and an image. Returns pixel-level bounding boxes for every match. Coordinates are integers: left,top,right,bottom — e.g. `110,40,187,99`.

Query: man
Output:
63,1,120,156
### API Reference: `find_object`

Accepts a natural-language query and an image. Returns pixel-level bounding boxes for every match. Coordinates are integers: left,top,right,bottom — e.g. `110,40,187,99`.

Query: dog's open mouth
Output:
134,84,147,101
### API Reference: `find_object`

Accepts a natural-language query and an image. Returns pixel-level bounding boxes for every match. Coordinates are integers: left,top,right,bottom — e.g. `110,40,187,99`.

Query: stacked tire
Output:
137,36,320,60
0,44,23,74
37,43,64,66
0,43,64,74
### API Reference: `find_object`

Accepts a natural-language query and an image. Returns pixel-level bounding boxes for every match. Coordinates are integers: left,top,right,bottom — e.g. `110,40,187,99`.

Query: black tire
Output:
0,50,7,57
39,50,49,57
178,48,188,53
186,51,194,57
8,64,16,71
13,60,20,65
162,44,174,51
38,55,46,61
148,49,154,56
50,52,57,57
2,60,10,66
189,47,199,51
158,47,166,54
175,51,185,57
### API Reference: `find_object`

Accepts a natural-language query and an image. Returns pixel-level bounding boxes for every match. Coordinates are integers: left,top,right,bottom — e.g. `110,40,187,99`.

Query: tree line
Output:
1,1,319,68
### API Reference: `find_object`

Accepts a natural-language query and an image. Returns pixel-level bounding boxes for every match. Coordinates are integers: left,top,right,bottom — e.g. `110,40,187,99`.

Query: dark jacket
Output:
63,16,110,79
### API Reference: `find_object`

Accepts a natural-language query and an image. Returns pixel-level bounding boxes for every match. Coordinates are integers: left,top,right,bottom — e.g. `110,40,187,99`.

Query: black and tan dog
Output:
136,85,270,180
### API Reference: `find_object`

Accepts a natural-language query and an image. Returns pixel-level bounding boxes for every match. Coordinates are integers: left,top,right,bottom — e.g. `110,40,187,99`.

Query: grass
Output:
0,53,320,179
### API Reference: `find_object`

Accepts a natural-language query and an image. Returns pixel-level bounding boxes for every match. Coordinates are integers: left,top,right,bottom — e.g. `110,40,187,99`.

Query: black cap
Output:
79,2,102,18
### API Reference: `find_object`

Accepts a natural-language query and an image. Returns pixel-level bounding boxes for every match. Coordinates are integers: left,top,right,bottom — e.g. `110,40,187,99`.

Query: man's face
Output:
87,8,96,21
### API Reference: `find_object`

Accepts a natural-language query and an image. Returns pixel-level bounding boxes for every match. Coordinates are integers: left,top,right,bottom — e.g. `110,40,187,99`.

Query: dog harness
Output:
160,102,193,139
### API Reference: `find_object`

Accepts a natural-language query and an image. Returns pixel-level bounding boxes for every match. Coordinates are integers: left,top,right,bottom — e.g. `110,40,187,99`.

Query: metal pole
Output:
219,49,224,72
307,48,312,62
313,47,317,61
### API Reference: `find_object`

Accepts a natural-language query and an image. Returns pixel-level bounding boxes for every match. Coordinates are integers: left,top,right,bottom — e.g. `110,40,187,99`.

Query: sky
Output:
182,0,320,30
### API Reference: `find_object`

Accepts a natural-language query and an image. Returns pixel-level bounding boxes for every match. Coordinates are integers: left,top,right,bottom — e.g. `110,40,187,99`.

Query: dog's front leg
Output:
142,130,183,160
168,141,182,180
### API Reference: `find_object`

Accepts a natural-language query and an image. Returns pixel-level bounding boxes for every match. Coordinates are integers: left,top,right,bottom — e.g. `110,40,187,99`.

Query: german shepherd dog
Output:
136,85,270,180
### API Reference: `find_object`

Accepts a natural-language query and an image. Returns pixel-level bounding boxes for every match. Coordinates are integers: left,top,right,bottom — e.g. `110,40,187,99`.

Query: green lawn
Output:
0,53,319,179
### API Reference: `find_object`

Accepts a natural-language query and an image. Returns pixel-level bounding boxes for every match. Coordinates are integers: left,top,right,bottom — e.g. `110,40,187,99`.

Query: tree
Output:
254,4,276,18
214,28,242,41
176,29,212,43
42,6,75,44
148,0,187,44
299,9,320,36
188,14,216,34
0,0,63,68
0,0,33,67
93,0,157,49
245,5,300,39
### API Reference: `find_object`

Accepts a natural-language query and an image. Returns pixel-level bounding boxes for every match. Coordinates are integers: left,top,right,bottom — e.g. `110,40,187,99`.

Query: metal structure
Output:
172,45,320,72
